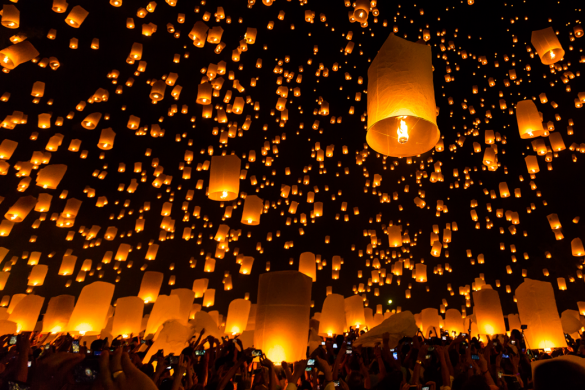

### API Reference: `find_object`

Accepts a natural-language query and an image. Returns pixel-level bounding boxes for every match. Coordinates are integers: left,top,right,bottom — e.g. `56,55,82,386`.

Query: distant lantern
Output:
298,252,316,282
388,225,402,247
353,0,370,23
192,278,209,298
196,83,213,105
366,34,439,157
5,196,36,222
472,288,506,335
225,298,251,335
111,296,144,337
239,257,254,274
0,41,40,70
203,288,215,307
36,164,67,189
137,271,164,303
319,294,347,337
516,100,544,139
415,263,427,282
42,295,75,334
67,281,115,335
98,128,116,150
531,27,564,65
81,112,102,130
208,155,241,201
254,271,312,363
515,279,566,349
241,195,263,225
65,5,89,28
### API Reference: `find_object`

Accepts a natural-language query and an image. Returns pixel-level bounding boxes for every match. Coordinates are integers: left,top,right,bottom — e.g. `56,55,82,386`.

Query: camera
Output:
9,336,17,345
471,354,479,360
168,356,179,365
72,340,80,353
393,352,398,360
251,349,262,357
306,359,315,371
73,358,99,384
502,354,509,359
442,336,446,340
195,350,206,356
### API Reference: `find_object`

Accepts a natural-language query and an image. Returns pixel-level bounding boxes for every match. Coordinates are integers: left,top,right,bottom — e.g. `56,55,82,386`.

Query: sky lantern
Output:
98,128,116,150
65,5,89,28
208,155,241,201
298,252,316,282
192,278,209,298
137,271,163,303
67,281,114,335
36,164,67,189
225,298,251,335
531,27,565,65
319,294,347,336
112,297,144,338
1,5,20,29
516,100,544,138
415,263,427,282
0,41,39,69
255,271,312,363
42,295,75,334
421,308,441,337
515,279,566,349
571,238,584,256
444,308,464,335
344,294,366,329
241,195,263,225
81,112,102,129
170,288,195,324
5,196,36,222
366,34,439,157
8,295,45,333
145,294,180,335
28,264,48,286
472,287,506,335
203,288,216,307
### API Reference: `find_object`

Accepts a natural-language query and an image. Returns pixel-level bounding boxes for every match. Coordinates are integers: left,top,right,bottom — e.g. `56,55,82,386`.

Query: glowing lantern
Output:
366,34,439,157
98,128,116,150
5,196,36,222
59,255,77,275
472,288,506,335
319,294,347,336
0,272,8,290
81,112,102,129
192,278,209,298
515,279,566,349
65,5,89,28
208,155,241,201
111,297,144,337
345,295,366,328
36,164,67,189
145,294,180,335
516,100,544,138
299,252,316,282
8,295,45,333
67,281,115,335
225,299,251,335
138,271,163,303
415,263,427,282
388,225,402,247
28,264,48,286
52,0,68,13
557,277,567,290
241,195,263,225
353,0,369,23
525,156,540,174
254,271,312,363
571,238,584,256
1,5,20,29
531,27,565,65
203,288,215,307
0,41,39,69
444,308,464,335
42,295,75,334
239,257,254,274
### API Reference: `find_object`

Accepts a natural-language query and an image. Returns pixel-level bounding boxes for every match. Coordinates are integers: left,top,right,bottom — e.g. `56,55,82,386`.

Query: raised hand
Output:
99,347,158,390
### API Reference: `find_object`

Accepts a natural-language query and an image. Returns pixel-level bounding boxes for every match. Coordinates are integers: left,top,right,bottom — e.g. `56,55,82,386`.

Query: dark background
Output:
0,0,584,321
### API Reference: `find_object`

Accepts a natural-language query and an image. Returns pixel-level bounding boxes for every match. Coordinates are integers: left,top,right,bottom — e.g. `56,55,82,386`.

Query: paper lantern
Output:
0,139,17,160
472,288,506,335
98,128,116,150
444,309,464,335
5,196,36,222
571,238,584,256
578,302,585,316
531,27,565,65
0,41,39,69
516,100,544,138
298,252,316,282
1,5,19,29
111,297,144,338
52,0,68,13
208,155,241,201
145,294,180,336
0,272,9,290
65,5,89,28
239,256,254,274
254,271,312,363
150,80,166,101
192,278,209,298
388,226,402,247
525,155,540,174
421,308,440,337
415,263,427,282
225,299,251,335
239,196,262,226
319,294,347,336
42,295,75,333
557,277,567,290
353,0,369,23
196,83,213,104
67,281,114,335
137,271,163,303
36,164,67,189
170,288,195,324
203,288,215,307
8,295,45,333
345,295,366,328
28,264,48,286
515,278,566,349
366,34,439,157
7,294,26,314
81,112,102,129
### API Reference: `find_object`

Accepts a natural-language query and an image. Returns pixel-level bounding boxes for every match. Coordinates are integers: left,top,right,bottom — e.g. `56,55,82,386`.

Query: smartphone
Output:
94,351,102,356
195,350,206,356
346,349,353,355
321,341,325,346
72,341,80,353
422,387,430,390
425,354,431,359
9,336,17,345
461,333,467,337
307,359,315,366
27,361,32,367
251,349,262,357
334,381,340,387
346,341,352,346
45,344,51,350
428,346,435,351
502,354,509,359
393,352,398,360
73,359,99,383
141,339,146,344
168,356,179,365
510,340,516,345
472,354,479,360
333,343,338,348
442,336,447,340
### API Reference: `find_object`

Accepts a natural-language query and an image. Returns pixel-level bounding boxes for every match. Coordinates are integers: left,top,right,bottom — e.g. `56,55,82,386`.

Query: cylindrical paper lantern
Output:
5,196,37,222
112,297,144,337
0,41,39,69
225,298,251,335
254,271,312,363
28,264,48,286
65,5,89,28
137,271,163,303
208,155,241,201
66,282,114,335
36,164,67,189
98,128,116,150
319,294,347,336
444,309,464,335
366,34,439,157
241,195,263,225
192,278,209,298
531,27,565,65
239,256,254,275
8,295,45,333
298,252,316,282
472,288,506,335
516,100,544,139
344,295,366,329
42,295,75,334
203,288,215,307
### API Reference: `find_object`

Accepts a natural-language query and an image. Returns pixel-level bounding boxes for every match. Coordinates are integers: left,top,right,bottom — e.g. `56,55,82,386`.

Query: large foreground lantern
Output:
225,298,251,335
531,27,564,65
112,296,144,337
254,271,312,363
208,155,241,201
445,309,464,335
472,288,506,335
515,279,566,349
298,252,316,282
42,295,75,334
0,41,39,70
67,282,114,335
345,295,366,329
9,295,45,333
319,294,347,337
366,34,439,157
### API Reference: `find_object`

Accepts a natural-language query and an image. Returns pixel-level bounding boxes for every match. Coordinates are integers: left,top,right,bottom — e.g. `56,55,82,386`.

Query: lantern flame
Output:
221,191,228,199
550,51,555,59
397,119,409,144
